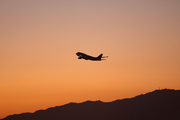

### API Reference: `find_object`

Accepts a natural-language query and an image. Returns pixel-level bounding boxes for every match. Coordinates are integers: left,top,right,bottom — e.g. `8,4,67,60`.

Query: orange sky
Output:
0,0,180,119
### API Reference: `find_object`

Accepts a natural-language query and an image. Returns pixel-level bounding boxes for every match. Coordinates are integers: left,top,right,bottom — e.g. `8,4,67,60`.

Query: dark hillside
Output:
1,89,180,120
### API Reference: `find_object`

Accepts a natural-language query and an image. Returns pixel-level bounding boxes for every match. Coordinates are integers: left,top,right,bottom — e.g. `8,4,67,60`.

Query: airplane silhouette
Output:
76,52,108,61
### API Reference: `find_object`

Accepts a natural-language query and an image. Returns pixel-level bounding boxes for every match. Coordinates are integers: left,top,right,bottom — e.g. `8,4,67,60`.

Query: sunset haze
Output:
0,0,180,119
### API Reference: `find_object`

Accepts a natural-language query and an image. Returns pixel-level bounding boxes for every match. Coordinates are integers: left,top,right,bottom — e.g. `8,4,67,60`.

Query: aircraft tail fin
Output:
97,54,103,59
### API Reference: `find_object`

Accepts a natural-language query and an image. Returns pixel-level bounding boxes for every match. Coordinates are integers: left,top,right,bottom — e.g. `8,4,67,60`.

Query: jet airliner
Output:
76,52,108,61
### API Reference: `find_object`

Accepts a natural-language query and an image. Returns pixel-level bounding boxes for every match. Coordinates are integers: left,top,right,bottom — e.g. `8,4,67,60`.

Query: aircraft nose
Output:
76,52,79,55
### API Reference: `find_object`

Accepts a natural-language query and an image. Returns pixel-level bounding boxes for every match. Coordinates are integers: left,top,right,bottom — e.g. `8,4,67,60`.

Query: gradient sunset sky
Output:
1,0,180,119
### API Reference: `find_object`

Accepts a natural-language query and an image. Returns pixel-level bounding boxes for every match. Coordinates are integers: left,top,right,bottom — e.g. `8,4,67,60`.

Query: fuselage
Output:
76,52,102,61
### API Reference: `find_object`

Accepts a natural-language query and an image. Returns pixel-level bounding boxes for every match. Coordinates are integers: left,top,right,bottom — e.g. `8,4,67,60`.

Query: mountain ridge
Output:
2,89,180,120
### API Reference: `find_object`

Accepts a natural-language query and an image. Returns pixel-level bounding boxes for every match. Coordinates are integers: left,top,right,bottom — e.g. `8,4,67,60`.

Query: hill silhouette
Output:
1,89,180,120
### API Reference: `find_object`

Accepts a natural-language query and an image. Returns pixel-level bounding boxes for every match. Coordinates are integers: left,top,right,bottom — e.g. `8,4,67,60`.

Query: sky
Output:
0,0,180,119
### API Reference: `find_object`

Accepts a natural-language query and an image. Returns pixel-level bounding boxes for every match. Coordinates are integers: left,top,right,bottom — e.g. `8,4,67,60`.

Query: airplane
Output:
76,52,108,61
